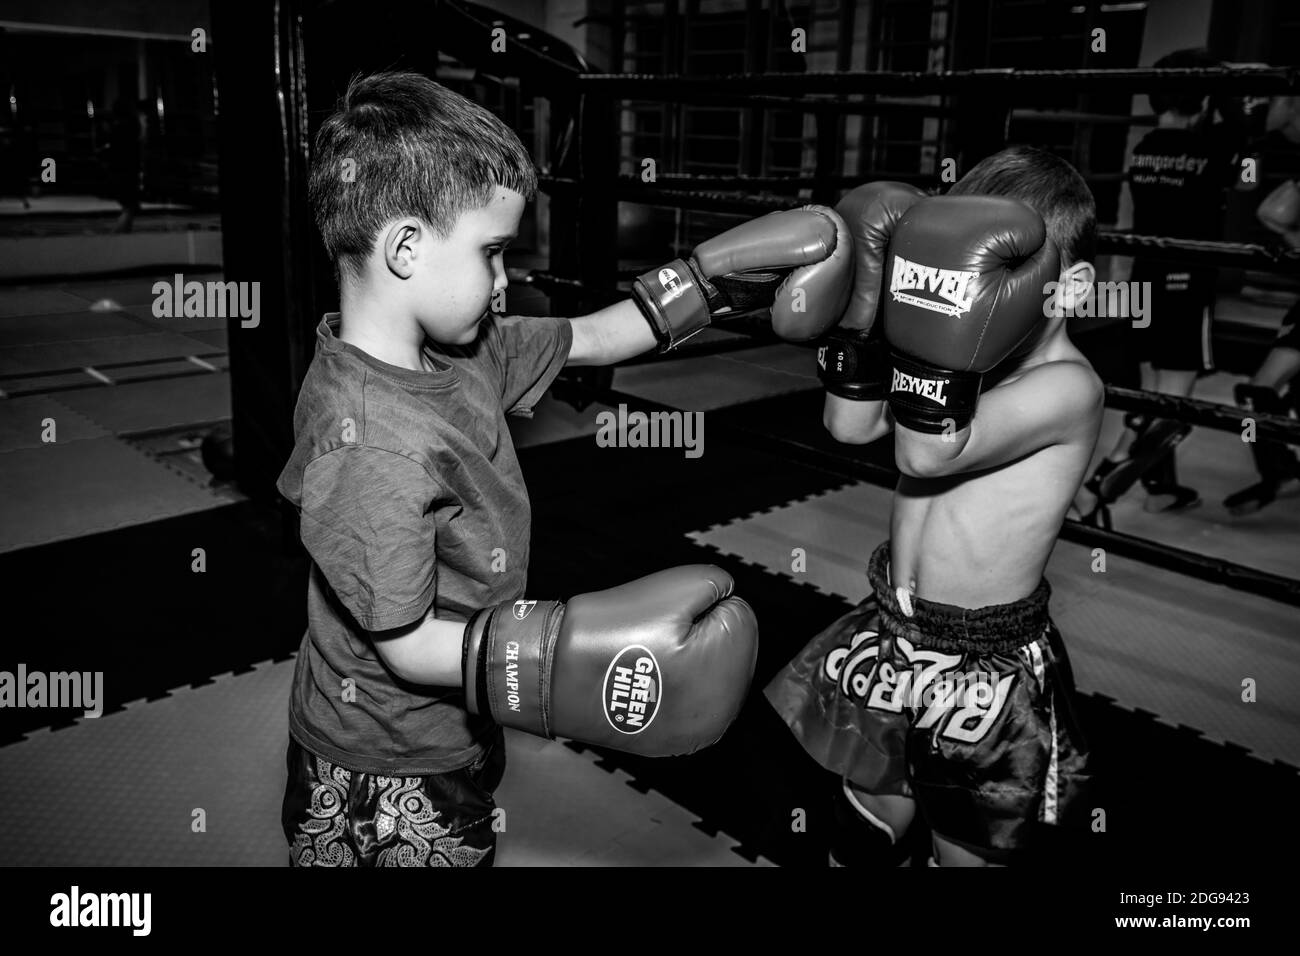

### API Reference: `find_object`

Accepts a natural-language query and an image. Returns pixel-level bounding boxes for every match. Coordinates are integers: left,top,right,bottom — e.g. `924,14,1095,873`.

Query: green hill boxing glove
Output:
463,565,758,757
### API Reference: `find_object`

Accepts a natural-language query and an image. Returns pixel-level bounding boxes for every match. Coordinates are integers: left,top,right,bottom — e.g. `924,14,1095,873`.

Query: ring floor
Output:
1,272,1296,866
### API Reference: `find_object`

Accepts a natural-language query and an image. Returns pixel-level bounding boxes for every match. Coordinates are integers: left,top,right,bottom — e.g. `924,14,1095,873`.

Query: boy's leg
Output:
1139,274,1212,511
1074,362,1155,522
765,591,916,865
1252,341,1300,391
908,623,1091,866
932,833,1004,867
1101,361,1157,462
1098,256,1163,468
766,547,948,866
830,780,916,867
1224,312,1300,512
1082,265,1207,517
1151,366,1197,397
282,737,354,866
362,730,505,867
844,781,915,841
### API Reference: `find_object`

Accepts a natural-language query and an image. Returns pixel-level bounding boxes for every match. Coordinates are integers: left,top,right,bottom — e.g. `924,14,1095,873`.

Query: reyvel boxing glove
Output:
462,566,758,757
883,196,1060,433
817,182,926,400
632,206,853,350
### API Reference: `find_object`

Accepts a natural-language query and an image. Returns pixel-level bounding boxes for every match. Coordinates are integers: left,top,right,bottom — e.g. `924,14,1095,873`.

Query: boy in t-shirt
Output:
277,71,852,866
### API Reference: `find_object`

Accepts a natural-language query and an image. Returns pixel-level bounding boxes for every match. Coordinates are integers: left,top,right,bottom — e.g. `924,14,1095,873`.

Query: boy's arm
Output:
375,565,757,757
372,609,466,686
567,206,856,366
567,300,659,366
823,393,895,445
819,181,927,448
894,361,1103,478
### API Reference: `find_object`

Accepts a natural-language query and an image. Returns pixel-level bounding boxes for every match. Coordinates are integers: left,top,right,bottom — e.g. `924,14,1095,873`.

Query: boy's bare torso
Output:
889,339,1101,610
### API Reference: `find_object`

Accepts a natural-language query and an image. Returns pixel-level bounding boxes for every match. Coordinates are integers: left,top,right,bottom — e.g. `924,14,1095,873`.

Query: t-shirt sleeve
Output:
488,314,574,418
297,444,439,632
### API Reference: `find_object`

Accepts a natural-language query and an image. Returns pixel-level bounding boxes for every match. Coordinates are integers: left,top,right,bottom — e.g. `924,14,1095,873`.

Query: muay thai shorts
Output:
765,541,1091,859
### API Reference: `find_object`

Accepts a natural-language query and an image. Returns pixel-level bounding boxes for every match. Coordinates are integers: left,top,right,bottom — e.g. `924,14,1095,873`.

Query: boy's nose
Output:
492,259,508,293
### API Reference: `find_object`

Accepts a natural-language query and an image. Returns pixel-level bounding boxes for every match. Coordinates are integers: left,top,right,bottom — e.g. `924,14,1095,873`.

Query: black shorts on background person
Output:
1127,259,1216,373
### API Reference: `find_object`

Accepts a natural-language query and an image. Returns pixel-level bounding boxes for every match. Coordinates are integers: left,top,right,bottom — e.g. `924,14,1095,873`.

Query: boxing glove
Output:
817,182,926,401
883,196,1060,433
462,566,758,757
632,206,853,350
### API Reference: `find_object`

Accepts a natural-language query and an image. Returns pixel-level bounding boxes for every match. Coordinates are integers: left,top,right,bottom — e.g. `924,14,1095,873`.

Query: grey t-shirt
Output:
277,312,572,775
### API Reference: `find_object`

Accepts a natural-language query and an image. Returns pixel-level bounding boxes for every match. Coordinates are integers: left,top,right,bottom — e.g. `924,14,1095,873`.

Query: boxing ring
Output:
2,1,1297,872
462,18,1300,776
510,47,1300,603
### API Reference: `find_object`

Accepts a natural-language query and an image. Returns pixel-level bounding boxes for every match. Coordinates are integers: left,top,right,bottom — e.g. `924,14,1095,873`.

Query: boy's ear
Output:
383,218,424,279
1056,260,1095,313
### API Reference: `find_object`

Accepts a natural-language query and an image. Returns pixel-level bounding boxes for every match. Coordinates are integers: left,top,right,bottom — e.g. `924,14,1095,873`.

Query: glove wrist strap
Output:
818,328,889,401
632,259,712,352
463,599,565,738
887,351,981,433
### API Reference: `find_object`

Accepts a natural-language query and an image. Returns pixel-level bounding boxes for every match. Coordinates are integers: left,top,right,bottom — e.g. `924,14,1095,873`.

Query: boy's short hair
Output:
1148,49,1218,117
310,71,537,282
947,145,1097,266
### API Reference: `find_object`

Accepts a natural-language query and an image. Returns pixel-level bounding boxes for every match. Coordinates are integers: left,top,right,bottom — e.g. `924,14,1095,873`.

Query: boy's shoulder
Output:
990,354,1105,433
995,351,1102,395
291,351,450,465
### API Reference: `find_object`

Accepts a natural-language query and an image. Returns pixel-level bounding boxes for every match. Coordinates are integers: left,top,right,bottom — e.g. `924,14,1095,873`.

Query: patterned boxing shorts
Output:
765,541,1091,860
281,728,506,867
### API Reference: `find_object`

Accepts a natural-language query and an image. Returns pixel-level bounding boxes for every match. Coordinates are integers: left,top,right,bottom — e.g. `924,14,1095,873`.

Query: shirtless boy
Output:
767,146,1102,866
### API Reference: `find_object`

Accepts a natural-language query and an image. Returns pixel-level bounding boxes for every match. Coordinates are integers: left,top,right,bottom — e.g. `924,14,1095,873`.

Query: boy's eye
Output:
485,246,503,258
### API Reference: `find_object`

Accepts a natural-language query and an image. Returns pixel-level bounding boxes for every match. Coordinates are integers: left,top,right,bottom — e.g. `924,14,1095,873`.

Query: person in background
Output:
1223,94,1300,515
1076,50,1255,521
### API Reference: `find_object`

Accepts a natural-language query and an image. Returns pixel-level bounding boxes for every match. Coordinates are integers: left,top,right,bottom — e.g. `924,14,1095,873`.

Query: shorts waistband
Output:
866,541,1051,653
